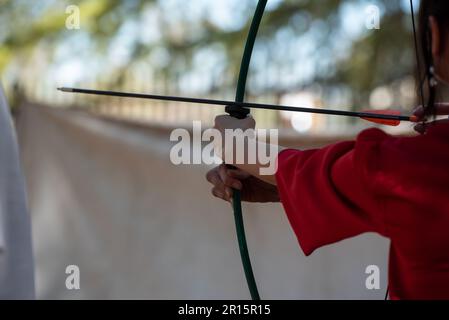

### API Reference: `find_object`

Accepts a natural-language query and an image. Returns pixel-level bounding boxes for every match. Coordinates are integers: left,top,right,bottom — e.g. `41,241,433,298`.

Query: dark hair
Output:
418,0,449,118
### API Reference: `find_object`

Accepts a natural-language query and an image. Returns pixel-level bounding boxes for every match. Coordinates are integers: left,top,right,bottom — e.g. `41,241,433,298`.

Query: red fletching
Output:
361,110,403,126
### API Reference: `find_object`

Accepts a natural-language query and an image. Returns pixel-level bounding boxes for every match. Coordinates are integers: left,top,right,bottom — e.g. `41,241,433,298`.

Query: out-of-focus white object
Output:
280,92,315,133
0,82,35,299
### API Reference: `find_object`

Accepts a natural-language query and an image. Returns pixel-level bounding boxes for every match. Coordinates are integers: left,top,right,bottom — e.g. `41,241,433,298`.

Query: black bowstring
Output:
410,0,427,110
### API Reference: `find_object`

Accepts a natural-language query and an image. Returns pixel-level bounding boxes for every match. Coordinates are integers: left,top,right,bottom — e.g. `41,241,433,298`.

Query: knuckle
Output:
219,164,227,175
206,170,212,181
212,187,224,199
223,175,234,187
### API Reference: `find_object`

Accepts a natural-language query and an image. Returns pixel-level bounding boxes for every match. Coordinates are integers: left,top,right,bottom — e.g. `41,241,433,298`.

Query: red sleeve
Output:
275,128,390,256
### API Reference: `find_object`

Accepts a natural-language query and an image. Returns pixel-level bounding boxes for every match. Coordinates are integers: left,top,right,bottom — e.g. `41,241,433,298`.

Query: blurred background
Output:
0,0,420,299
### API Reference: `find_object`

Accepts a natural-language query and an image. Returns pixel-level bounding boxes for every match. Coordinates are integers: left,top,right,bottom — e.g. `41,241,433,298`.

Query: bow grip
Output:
226,105,250,119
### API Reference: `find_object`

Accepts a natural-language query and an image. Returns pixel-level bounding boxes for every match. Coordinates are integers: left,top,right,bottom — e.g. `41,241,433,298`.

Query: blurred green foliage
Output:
0,0,416,108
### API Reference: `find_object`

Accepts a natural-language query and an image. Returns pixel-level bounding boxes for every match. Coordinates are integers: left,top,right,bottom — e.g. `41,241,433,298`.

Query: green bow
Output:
226,0,267,301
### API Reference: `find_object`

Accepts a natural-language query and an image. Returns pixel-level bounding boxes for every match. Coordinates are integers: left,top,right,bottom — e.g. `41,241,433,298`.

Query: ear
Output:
429,16,441,59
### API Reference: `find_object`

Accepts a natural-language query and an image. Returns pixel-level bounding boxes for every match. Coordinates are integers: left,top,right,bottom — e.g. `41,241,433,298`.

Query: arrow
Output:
58,87,419,126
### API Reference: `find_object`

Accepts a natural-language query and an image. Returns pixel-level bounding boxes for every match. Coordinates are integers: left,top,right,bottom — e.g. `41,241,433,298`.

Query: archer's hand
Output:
413,103,449,134
206,164,280,203
214,114,256,132
213,114,256,163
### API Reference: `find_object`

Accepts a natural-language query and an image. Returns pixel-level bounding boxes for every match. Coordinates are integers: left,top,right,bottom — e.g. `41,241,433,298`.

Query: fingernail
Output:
232,182,241,190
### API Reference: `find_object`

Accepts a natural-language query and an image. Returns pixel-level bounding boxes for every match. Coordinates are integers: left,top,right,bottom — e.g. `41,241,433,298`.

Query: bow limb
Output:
226,0,267,301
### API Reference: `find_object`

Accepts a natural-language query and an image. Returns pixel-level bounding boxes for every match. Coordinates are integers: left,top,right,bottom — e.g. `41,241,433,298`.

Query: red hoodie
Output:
275,123,449,300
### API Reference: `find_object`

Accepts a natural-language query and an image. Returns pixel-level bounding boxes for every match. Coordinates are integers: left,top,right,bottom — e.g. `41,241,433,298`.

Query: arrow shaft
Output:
59,87,414,122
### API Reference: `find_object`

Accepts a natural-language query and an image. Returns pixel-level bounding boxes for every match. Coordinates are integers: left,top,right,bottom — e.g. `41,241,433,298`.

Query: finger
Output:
206,168,222,186
227,169,251,180
212,186,227,201
211,186,233,202
218,165,243,190
413,106,425,119
414,103,449,118
414,123,426,134
206,168,231,194
414,119,449,133
225,187,233,200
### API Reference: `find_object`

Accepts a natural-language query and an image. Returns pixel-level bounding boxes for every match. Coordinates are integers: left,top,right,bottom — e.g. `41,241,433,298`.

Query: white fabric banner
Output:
0,84,34,299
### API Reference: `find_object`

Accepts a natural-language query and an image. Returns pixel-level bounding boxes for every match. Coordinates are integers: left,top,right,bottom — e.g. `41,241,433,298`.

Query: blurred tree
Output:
0,0,416,110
